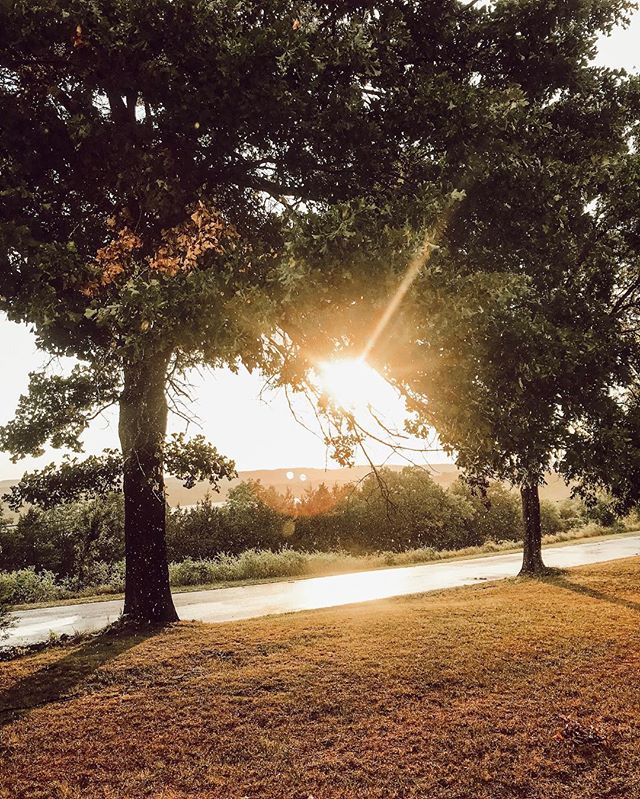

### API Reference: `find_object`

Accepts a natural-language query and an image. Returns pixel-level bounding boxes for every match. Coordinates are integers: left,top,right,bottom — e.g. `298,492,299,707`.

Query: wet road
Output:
5,534,640,648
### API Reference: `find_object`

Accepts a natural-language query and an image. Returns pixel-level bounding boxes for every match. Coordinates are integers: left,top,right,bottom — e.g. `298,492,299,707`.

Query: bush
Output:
0,604,11,639
0,494,124,578
0,567,69,604
539,500,564,536
448,481,523,543
583,495,623,529
0,578,13,640
167,499,225,561
168,549,308,587
556,499,584,529
63,560,126,595
0,519,627,607
168,482,290,560
0,471,624,602
294,468,477,553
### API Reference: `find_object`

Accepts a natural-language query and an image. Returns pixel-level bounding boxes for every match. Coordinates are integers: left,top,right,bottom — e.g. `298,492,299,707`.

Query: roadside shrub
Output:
0,520,627,606
1,471,626,601
0,602,11,639
294,468,477,553
539,500,564,536
0,573,13,639
0,507,73,575
557,499,584,529
168,549,308,587
448,481,523,543
228,548,307,579
0,494,124,578
167,500,225,561
169,557,220,587
168,482,289,560
0,567,68,604
583,495,624,529
64,560,126,595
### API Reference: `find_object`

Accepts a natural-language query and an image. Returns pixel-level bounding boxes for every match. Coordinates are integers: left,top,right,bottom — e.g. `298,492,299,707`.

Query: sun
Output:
315,357,394,415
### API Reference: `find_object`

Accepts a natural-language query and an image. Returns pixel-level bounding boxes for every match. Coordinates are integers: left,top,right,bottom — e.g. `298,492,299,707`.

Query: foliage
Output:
0,512,13,637
0,493,125,578
0,0,431,405
169,549,309,586
6,1,638,608
168,481,290,560
371,7,640,572
4,452,123,511
556,499,586,530
563,392,640,516
539,500,564,537
249,2,640,580
448,480,523,543
0,524,625,606
294,468,472,552
0,365,120,459
2,0,471,619
0,601,11,639
296,482,353,517
1,469,595,591
164,433,237,490
0,567,67,604
3,433,236,512
581,495,623,529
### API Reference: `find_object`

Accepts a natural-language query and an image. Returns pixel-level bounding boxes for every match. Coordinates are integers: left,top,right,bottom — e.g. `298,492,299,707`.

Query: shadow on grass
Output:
0,627,157,729
548,576,640,615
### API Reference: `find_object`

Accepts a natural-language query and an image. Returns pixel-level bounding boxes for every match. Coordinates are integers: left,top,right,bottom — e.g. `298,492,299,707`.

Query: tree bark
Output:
519,482,546,576
119,350,178,625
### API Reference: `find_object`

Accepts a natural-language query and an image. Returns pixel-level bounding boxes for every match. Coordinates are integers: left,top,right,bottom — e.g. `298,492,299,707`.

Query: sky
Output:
1,12,639,480
0,320,433,479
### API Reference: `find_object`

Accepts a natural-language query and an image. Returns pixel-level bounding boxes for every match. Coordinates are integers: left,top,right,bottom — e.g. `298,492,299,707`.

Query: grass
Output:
9,523,635,610
2,557,640,797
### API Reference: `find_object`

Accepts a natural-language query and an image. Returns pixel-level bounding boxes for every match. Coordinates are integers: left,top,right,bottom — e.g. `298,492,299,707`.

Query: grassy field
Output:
1,558,640,798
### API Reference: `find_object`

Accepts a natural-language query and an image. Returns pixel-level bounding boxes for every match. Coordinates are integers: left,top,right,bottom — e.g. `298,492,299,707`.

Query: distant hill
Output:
166,465,415,506
165,464,573,506
0,465,573,517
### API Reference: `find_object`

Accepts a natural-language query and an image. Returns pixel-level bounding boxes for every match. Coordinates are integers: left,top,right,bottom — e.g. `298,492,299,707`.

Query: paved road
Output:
5,535,640,648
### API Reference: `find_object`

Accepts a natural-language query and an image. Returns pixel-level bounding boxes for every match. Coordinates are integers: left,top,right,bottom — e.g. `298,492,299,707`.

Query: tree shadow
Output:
548,576,640,615
0,627,158,730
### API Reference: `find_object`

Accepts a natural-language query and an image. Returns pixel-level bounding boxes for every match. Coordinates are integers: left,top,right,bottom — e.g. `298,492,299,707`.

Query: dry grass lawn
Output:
1,558,640,798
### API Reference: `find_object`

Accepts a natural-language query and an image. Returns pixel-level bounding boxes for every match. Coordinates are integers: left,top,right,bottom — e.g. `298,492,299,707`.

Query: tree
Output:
4,2,634,620
0,0,424,623
296,482,352,518
396,62,638,574
282,1,640,575
0,494,125,580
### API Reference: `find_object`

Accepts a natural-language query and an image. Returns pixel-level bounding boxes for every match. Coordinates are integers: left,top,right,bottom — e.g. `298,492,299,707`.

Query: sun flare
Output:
315,358,393,416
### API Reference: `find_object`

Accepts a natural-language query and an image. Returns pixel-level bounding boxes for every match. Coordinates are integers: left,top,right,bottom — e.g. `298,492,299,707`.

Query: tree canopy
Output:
273,1,640,574
390,33,640,572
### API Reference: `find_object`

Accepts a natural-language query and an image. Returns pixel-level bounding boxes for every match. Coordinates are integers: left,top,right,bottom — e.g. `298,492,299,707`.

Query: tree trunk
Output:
119,350,178,625
519,482,546,576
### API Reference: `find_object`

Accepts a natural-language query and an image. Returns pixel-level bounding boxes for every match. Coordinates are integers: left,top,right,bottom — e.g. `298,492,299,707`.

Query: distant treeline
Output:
0,468,621,591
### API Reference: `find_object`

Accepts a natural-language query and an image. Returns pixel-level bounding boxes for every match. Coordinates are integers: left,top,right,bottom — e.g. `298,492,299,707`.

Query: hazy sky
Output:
1,13,638,480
